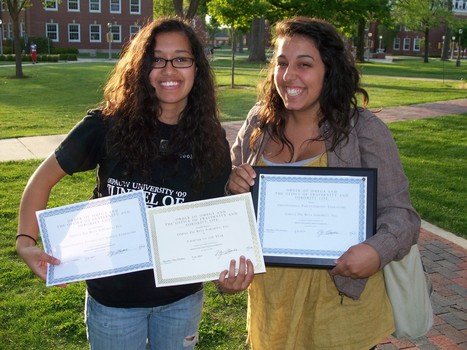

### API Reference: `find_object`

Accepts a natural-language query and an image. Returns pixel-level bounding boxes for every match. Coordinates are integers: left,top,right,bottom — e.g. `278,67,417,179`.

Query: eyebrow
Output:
277,54,315,61
154,49,192,55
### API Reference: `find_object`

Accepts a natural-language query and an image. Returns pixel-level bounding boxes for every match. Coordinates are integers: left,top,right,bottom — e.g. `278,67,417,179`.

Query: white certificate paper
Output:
148,193,265,287
252,167,376,267
37,191,153,286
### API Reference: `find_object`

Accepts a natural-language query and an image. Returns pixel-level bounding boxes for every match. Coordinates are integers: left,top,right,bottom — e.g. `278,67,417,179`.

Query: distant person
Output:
30,42,37,63
16,17,253,350
226,16,420,349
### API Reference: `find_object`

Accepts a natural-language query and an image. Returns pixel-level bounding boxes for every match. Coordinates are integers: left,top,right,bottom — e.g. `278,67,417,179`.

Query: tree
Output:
5,0,58,78
335,0,392,63
265,0,392,62
392,0,454,63
154,0,203,20
5,0,29,78
248,17,266,63
208,0,266,87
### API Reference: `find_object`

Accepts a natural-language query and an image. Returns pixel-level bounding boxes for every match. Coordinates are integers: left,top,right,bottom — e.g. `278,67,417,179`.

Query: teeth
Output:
286,87,303,96
161,81,179,87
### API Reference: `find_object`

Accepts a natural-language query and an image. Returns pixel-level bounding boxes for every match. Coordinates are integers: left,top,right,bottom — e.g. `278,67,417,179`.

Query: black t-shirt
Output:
55,110,231,307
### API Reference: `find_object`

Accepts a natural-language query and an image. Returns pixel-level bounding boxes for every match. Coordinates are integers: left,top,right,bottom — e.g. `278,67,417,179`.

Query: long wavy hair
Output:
101,17,226,189
251,17,369,154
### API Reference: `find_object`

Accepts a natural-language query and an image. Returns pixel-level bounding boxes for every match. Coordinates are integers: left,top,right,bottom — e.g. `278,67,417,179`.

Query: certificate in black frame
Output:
251,166,377,268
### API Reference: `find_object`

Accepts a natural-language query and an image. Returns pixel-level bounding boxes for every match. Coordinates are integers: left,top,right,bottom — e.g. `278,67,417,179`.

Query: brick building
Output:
0,0,153,54
367,1,467,58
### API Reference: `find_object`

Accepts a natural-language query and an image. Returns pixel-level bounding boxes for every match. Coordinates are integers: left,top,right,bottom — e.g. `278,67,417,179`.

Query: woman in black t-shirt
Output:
16,18,253,350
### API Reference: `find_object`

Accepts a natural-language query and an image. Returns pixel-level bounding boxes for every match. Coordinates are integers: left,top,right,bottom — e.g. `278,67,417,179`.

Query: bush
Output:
52,47,79,55
58,53,78,61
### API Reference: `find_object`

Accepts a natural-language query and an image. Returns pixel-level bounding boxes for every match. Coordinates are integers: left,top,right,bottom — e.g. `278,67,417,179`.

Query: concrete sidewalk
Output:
1,99,466,349
1,99,465,162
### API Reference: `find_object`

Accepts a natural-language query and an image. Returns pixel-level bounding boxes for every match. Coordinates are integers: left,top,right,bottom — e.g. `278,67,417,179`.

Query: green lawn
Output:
0,58,466,138
0,57,465,350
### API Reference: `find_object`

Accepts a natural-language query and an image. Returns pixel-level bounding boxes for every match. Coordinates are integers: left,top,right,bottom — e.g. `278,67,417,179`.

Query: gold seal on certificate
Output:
251,166,377,267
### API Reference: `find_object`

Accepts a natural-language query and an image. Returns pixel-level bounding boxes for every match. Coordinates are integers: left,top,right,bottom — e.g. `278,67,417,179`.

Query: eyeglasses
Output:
152,57,195,69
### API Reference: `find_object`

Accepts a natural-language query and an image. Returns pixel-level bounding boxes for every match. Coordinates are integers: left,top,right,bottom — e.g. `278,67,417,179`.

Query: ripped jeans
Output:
85,289,204,350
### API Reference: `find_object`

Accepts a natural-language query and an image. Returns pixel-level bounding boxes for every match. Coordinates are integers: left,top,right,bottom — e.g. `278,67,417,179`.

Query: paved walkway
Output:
1,99,466,349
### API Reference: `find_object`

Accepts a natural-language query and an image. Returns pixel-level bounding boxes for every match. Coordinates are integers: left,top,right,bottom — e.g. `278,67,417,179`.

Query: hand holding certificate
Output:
36,191,265,287
148,193,265,287
251,166,377,267
37,191,153,286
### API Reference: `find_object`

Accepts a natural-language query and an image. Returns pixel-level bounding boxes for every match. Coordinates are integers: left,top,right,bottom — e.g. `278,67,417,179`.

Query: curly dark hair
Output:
251,16,369,154
101,17,226,190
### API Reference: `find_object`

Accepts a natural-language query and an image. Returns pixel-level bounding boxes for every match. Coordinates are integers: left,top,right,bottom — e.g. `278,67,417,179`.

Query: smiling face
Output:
149,31,196,123
273,35,325,119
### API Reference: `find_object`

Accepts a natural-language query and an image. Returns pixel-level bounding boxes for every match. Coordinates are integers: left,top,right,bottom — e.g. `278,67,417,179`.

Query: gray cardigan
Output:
231,105,420,299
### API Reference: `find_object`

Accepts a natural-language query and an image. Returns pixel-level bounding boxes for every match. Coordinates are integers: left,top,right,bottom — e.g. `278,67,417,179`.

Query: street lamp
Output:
367,32,373,61
451,36,456,60
441,35,446,60
457,29,463,67
379,35,383,52
0,19,3,56
107,23,112,60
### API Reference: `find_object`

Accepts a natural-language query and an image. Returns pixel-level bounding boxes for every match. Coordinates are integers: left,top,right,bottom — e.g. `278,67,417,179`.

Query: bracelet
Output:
224,182,233,196
16,234,37,245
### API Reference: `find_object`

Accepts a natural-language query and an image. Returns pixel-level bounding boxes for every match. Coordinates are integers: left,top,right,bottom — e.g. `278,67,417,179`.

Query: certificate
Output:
251,167,377,267
37,191,153,286
148,193,265,287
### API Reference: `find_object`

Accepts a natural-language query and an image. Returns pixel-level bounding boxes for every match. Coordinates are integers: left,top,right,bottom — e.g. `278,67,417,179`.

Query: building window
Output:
130,0,141,14
129,24,140,38
68,0,79,11
7,22,13,39
90,24,101,42
403,38,411,51
1,1,7,11
44,0,58,10
46,23,59,42
413,37,420,51
110,25,122,43
89,0,100,12
110,0,121,13
393,37,401,50
68,23,80,42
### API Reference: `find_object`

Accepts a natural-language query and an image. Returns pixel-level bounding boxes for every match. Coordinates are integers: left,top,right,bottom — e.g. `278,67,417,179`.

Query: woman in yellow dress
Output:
226,17,420,349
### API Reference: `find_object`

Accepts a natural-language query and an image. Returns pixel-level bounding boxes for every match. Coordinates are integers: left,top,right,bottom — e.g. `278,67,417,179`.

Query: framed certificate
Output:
251,166,377,268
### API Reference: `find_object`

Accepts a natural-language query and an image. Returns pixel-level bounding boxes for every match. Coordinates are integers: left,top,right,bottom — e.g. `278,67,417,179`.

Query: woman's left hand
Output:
215,256,254,293
330,243,380,279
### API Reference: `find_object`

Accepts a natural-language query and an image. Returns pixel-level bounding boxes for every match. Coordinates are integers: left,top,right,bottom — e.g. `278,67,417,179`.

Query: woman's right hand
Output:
227,164,257,194
16,243,61,282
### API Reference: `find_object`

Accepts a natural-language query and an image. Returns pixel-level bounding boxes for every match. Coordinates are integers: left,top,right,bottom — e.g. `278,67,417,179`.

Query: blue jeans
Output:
84,289,204,350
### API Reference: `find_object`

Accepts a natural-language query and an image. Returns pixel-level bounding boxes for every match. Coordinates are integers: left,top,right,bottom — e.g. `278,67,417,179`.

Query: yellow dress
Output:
247,153,394,350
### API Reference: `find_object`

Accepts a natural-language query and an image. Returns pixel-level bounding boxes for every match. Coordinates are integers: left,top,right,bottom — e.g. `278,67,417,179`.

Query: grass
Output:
0,57,465,349
388,115,466,236
0,58,466,138
1,114,465,349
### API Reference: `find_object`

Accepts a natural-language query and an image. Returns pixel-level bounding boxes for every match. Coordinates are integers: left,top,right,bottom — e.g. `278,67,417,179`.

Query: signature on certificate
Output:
215,248,239,259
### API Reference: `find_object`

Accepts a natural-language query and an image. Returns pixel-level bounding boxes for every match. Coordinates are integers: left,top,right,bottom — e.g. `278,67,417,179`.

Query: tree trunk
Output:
424,26,430,63
248,17,266,63
356,19,366,63
237,32,244,53
173,0,183,17
231,26,235,88
9,0,24,78
185,0,200,20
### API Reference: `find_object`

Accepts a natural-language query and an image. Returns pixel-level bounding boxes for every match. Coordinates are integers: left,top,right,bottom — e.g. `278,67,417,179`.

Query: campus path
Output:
1,99,466,349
